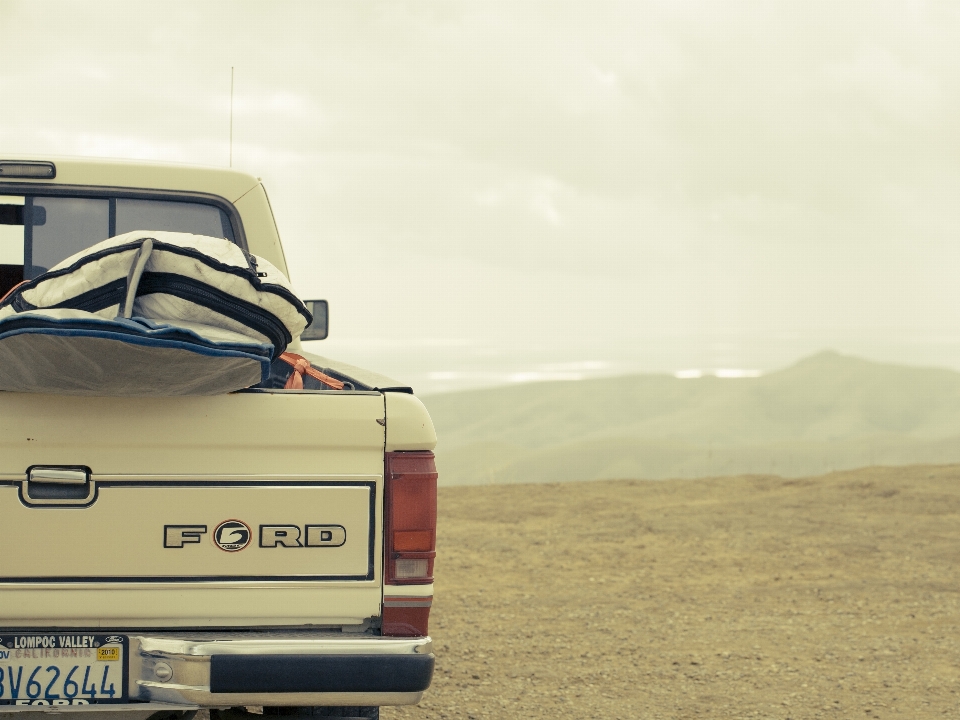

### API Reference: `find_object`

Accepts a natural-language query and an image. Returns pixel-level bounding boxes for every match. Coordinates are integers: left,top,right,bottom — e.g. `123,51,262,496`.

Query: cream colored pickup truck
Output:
0,158,437,719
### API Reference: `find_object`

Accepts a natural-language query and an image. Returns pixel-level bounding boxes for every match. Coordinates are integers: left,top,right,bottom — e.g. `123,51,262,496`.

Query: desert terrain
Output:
384,464,960,719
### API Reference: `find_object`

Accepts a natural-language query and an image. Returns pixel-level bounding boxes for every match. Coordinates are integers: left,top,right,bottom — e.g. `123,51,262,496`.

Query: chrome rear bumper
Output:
0,633,433,713
134,633,433,707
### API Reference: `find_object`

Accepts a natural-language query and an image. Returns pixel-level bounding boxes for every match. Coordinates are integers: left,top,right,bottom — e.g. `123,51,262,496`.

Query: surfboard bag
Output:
0,231,312,396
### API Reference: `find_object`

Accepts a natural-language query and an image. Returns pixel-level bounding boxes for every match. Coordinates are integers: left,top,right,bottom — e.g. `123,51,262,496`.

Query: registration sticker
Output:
0,634,127,705
97,647,119,662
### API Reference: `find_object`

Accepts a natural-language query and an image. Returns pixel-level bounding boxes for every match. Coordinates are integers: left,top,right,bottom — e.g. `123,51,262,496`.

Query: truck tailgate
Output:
0,390,386,628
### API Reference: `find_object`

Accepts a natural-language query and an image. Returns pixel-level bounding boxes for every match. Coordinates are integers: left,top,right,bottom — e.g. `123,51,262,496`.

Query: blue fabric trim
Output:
0,317,273,384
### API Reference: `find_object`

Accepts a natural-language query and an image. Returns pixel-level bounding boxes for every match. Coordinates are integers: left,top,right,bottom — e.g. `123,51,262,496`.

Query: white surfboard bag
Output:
0,231,312,396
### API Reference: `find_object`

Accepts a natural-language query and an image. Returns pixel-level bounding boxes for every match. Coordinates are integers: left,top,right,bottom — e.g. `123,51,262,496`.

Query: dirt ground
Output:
383,465,960,720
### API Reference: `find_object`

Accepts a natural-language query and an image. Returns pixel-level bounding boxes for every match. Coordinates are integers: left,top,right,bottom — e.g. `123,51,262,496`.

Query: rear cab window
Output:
0,193,237,297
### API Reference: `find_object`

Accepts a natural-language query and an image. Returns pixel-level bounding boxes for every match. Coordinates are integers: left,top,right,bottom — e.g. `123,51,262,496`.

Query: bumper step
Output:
210,653,434,693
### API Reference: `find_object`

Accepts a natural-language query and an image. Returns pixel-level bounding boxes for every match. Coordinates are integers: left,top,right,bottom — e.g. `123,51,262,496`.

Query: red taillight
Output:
384,451,437,586
383,451,437,637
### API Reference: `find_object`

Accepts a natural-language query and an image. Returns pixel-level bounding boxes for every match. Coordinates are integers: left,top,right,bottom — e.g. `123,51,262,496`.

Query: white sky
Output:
3,1,960,392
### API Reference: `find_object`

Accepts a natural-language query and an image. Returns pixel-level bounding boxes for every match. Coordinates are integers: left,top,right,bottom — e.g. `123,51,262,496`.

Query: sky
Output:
3,1,960,393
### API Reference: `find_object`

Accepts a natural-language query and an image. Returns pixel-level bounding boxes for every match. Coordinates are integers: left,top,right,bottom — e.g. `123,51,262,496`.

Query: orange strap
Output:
0,280,28,305
279,352,345,390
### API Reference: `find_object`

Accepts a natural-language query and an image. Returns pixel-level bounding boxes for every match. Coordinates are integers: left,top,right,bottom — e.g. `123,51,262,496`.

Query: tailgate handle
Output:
28,468,88,485
22,466,96,507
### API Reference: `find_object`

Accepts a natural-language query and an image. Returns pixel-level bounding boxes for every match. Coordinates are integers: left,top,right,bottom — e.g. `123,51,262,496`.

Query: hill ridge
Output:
423,352,960,485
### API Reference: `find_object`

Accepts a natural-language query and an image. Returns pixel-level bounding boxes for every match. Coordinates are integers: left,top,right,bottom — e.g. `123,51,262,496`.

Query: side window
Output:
115,199,235,242
27,197,109,278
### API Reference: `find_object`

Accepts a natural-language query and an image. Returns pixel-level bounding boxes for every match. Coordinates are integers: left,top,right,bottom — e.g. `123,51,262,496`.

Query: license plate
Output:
0,634,127,706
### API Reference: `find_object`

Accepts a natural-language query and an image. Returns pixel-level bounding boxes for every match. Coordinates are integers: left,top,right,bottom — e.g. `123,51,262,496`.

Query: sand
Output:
385,464,960,720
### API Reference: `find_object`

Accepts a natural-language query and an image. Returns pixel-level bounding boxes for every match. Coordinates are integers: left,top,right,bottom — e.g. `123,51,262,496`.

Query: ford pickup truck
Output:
0,158,437,719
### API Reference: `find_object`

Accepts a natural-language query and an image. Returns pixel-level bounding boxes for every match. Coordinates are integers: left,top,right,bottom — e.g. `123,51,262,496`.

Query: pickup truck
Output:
0,158,438,719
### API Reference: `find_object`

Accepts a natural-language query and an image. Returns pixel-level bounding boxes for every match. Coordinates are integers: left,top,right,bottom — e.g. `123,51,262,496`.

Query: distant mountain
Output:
422,352,960,485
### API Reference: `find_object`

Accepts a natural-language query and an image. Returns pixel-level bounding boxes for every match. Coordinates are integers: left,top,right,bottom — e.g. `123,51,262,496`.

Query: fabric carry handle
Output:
121,238,154,319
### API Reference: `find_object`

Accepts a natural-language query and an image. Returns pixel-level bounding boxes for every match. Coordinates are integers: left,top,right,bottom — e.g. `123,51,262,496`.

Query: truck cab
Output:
0,158,437,718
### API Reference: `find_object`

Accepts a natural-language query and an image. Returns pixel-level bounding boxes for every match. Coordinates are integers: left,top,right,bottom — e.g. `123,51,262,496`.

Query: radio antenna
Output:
229,67,235,168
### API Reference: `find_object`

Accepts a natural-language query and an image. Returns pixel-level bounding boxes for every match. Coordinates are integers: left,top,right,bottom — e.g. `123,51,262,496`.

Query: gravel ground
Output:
383,465,960,720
